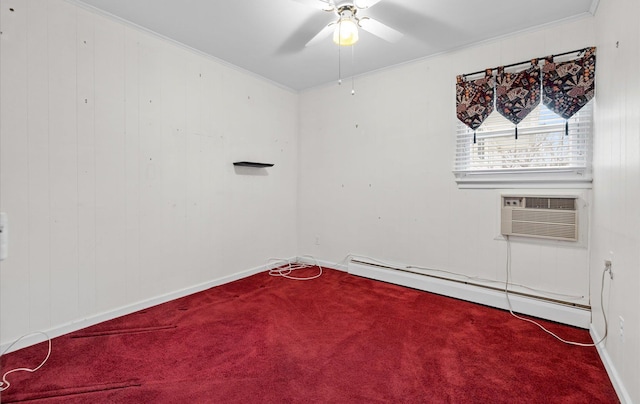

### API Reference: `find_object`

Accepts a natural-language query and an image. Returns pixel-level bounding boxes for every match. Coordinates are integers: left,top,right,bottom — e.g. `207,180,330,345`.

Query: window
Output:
453,101,593,188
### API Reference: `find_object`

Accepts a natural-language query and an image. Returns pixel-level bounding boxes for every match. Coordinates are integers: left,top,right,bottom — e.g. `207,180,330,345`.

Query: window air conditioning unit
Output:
501,196,578,241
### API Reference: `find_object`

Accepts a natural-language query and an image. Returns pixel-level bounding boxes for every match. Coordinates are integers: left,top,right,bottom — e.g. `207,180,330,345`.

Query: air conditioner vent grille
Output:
512,221,577,240
525,197,576,210
512,210,576,225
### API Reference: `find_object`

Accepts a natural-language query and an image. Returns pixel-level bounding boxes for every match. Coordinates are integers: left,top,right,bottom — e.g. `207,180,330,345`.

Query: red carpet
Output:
0,267,618,403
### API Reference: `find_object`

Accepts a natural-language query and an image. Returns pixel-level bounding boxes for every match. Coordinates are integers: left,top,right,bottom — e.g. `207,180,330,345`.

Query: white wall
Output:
591,1,640,402
1,1,637,402
298,17,596,306
0,0,298,345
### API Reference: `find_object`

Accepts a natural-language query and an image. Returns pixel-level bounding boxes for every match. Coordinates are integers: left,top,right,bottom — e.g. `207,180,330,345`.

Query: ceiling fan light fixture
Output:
333,18,359,46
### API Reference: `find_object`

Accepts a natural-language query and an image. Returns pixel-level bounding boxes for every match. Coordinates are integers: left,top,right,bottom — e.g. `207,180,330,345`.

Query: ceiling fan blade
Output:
354,0,382,9
305,23,336,47
358,17,403,43
292,0,335,11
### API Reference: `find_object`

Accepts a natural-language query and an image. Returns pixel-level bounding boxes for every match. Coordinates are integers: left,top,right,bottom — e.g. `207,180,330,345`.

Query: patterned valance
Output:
456,47,596,141
496,62,541,139
542,47,596,120
456,70,495,143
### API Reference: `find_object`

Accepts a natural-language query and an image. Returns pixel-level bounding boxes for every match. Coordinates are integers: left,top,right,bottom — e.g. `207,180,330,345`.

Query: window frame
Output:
453,102,593,189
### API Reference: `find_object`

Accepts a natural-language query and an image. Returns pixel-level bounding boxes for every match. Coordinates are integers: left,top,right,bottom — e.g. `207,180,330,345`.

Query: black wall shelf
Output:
233,161,274,168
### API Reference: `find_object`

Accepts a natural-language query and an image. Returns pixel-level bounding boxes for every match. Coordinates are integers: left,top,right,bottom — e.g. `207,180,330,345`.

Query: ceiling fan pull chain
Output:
338,22,342,85
351,44,356,95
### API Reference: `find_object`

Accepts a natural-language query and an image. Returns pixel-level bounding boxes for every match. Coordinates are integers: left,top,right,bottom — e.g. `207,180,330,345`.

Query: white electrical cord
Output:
267,255,323,281
406,264,585,301
504,236,609,347
0,331,51,392
340,253,584,300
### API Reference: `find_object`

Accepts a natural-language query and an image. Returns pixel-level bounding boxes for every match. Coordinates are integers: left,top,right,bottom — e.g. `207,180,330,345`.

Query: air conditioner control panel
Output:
503,197,524,207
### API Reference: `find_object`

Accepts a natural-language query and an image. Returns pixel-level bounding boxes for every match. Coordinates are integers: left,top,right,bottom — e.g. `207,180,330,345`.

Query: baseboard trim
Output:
590,326,631,404
348,260,591,328
1,259,293,354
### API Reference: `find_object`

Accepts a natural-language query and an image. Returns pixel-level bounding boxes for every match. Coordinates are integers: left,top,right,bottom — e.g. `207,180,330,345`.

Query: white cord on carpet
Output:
504,236,609,347
267,255,322,280
0,331,51,392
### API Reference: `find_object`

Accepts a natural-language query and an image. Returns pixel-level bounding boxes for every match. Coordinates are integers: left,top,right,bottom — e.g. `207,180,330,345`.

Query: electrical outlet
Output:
315,236,320,246
619,316,625,342
604,259,613,279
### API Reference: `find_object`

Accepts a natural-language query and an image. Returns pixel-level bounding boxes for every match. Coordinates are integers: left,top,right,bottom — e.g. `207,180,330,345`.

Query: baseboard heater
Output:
348,259,590,329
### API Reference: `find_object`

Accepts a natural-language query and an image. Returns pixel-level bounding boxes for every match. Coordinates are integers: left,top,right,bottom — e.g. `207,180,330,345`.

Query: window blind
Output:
454,102,592,174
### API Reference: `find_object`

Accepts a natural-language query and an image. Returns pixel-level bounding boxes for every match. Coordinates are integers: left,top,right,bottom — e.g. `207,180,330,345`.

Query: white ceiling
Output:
72,0,597,91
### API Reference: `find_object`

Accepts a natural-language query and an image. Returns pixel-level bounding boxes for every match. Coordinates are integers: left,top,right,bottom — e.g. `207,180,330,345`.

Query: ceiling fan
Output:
296,0,403,47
